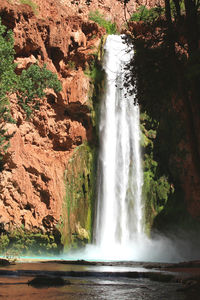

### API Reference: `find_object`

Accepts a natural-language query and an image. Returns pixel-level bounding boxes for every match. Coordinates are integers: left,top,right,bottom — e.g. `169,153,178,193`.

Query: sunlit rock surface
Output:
0,0,105,245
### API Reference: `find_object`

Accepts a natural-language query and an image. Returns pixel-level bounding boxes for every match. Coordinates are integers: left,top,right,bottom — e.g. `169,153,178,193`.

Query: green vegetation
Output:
19,0,38,15
17,64,62,118
60,39,105,249
84,36,105,130
169,0,186,18
0,17,61,162
138,43,196,233
89,10,117,34
84,60,104,86
140,113,172,234
61,143,97,249
128,0,200,233
130,5,164,23
59,39,106,249
153,188,200,234
125,1,186,23
137,50,187,233
0,18,17,161
0,229,62,256
67,60,76,70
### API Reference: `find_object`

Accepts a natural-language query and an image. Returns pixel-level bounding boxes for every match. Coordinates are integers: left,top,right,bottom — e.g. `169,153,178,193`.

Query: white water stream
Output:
86,35,183,262
62,35,195,263
95,35,144,254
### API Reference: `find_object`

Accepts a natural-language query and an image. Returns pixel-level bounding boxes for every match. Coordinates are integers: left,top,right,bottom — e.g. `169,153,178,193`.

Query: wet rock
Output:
28,275,70,287
147,272,174,282
0,258,11,266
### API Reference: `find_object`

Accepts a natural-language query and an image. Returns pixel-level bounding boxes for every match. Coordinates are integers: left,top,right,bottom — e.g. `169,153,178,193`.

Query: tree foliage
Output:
130,5,164,23
17,64,62,117
0,18,17,160
126,0,200,229
0,18,62,162
125,0,200,158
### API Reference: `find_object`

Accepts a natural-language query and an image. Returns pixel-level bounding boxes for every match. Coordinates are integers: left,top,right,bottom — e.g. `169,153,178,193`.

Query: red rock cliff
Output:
0,0,107,238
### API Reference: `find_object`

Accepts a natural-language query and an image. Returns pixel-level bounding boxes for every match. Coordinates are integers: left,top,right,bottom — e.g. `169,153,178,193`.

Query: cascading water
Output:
94,35,144,259
63,35,190,262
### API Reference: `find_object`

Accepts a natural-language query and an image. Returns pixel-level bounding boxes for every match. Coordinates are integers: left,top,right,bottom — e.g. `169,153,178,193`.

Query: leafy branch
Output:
0,18,62,163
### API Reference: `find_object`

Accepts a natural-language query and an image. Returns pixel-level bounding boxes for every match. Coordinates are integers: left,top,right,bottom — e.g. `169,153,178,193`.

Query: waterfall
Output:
63,35,190,263
94,35,144,258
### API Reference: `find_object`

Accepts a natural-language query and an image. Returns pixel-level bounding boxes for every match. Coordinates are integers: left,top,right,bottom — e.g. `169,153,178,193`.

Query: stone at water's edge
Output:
28,276,70,287
0,258,11,266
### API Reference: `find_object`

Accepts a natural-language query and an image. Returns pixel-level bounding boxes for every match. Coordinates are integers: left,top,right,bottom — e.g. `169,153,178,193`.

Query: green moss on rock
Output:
84,36,106,133
61,143,97,249
59,38,106,250
140,109,197,235
141,112,172,235
0,229,62,256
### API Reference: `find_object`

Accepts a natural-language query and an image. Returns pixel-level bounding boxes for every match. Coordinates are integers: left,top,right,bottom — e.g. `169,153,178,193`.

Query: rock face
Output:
130,20,200,231
0,0,106,248
63,143,97,247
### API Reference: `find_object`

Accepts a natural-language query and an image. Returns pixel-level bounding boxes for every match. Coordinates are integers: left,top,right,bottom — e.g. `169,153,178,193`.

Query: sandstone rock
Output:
14,55,37,74
71,30,87,48
0,0,103,239
75,222,89,240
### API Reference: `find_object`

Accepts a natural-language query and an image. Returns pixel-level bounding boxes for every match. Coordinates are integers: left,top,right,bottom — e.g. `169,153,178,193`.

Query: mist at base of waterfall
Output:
61,35,200,265
8,232,200,263
61,232,200,263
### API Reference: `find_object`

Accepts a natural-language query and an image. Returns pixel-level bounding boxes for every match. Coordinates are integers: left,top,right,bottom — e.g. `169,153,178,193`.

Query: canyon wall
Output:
129,20,200,235
0,0,107,253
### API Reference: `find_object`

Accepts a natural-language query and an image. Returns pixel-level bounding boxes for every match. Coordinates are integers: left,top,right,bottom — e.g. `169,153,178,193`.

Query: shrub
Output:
16,64,62,117
19,0,38,15
0,18,17,160
0,234,10,253
130,5,164,23
0,17,62,162
67,60,76,70
89,10,117,34
0,230,61,256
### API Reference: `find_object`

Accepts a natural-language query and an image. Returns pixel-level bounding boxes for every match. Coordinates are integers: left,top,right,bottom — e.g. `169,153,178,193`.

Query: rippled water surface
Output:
0,275,186,300
0,261,195,300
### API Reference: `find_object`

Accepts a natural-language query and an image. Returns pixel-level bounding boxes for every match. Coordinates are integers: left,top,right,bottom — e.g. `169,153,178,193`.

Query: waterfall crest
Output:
94,35,144,258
